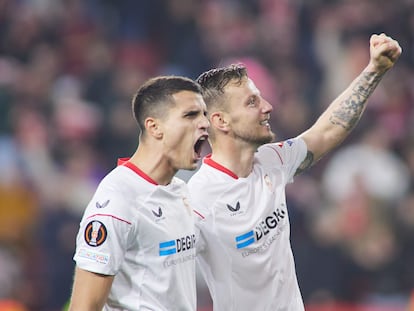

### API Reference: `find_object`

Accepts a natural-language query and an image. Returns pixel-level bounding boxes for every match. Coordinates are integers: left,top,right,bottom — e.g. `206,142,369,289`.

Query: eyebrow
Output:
183,109,202,117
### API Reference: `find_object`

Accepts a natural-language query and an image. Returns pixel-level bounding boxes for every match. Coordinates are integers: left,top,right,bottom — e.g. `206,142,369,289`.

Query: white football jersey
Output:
73,161,197,311
189,138,307,311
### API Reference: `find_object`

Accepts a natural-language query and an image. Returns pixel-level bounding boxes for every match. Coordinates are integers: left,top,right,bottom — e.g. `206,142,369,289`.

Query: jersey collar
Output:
203,154,238,179
118,157,159,185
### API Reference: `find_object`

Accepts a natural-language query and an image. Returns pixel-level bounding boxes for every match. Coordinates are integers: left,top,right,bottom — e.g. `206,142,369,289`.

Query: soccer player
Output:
68,76,209,311
188,33,401,310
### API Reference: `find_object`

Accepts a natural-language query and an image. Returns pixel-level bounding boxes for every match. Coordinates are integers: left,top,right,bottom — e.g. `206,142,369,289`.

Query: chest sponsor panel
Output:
213,200,289,256
159,234,196,256
235,206,287,249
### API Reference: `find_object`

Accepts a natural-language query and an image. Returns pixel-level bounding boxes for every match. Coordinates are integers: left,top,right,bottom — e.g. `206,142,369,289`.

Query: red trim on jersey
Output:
204,154,238,179
86,213,132,225
117,158,159,185
266,145,284,164
117,157,129,166
193,209,205,219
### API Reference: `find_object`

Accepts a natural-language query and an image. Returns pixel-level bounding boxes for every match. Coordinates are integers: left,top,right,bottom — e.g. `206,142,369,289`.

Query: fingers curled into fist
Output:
369,33,402,72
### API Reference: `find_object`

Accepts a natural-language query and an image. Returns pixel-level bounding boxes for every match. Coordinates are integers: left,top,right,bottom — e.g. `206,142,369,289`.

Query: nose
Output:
262,98,273,113
199,115,210,130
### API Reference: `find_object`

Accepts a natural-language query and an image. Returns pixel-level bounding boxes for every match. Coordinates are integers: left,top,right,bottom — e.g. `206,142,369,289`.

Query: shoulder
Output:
258,137,306,155
84,166,151,221
188,163,233,219
257,138,307,163
188,164,210,189
171,176,187,188
188,163,230,194
101,165,157,196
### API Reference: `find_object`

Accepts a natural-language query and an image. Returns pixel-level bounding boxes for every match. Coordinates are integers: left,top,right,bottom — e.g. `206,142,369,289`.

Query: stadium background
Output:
0,0,414,310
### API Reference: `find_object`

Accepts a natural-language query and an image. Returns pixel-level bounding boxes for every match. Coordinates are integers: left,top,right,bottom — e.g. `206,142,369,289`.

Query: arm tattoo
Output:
295,151,314,176
329,71,384,131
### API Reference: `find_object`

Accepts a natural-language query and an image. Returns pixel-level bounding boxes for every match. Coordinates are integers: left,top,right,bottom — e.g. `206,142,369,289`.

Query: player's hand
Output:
368,33,402,73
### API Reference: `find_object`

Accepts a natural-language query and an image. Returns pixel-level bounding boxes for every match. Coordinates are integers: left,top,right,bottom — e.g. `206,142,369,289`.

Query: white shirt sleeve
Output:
257,137,307,183
73,185,135,275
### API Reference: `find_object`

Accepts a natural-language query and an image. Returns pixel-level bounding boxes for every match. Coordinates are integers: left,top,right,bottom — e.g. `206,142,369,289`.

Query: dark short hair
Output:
132,76,202,133
196,64,248,110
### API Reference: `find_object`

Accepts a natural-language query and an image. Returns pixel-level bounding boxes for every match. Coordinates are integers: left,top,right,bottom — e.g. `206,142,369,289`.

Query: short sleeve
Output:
257,137,307,183
73,187,134,275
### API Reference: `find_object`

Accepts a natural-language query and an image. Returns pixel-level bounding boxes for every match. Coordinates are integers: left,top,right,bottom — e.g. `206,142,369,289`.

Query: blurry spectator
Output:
321,123,410,204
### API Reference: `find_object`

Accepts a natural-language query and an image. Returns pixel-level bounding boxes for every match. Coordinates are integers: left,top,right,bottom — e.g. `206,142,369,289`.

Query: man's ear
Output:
145,117,163,139
210,111,230,133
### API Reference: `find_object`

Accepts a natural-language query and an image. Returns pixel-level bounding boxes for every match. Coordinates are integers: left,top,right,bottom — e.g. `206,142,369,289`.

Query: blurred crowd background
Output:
1,0,414,310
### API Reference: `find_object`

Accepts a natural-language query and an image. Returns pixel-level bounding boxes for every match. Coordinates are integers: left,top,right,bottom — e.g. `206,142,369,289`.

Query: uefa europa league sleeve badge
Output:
84,220,108,247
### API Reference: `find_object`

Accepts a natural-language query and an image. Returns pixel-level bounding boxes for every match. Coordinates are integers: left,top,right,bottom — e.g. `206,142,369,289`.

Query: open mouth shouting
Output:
194,134,209,159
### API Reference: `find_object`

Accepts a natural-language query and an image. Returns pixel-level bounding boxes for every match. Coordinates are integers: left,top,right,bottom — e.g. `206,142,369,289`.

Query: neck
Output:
210,137,257,178
129,143,176,185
